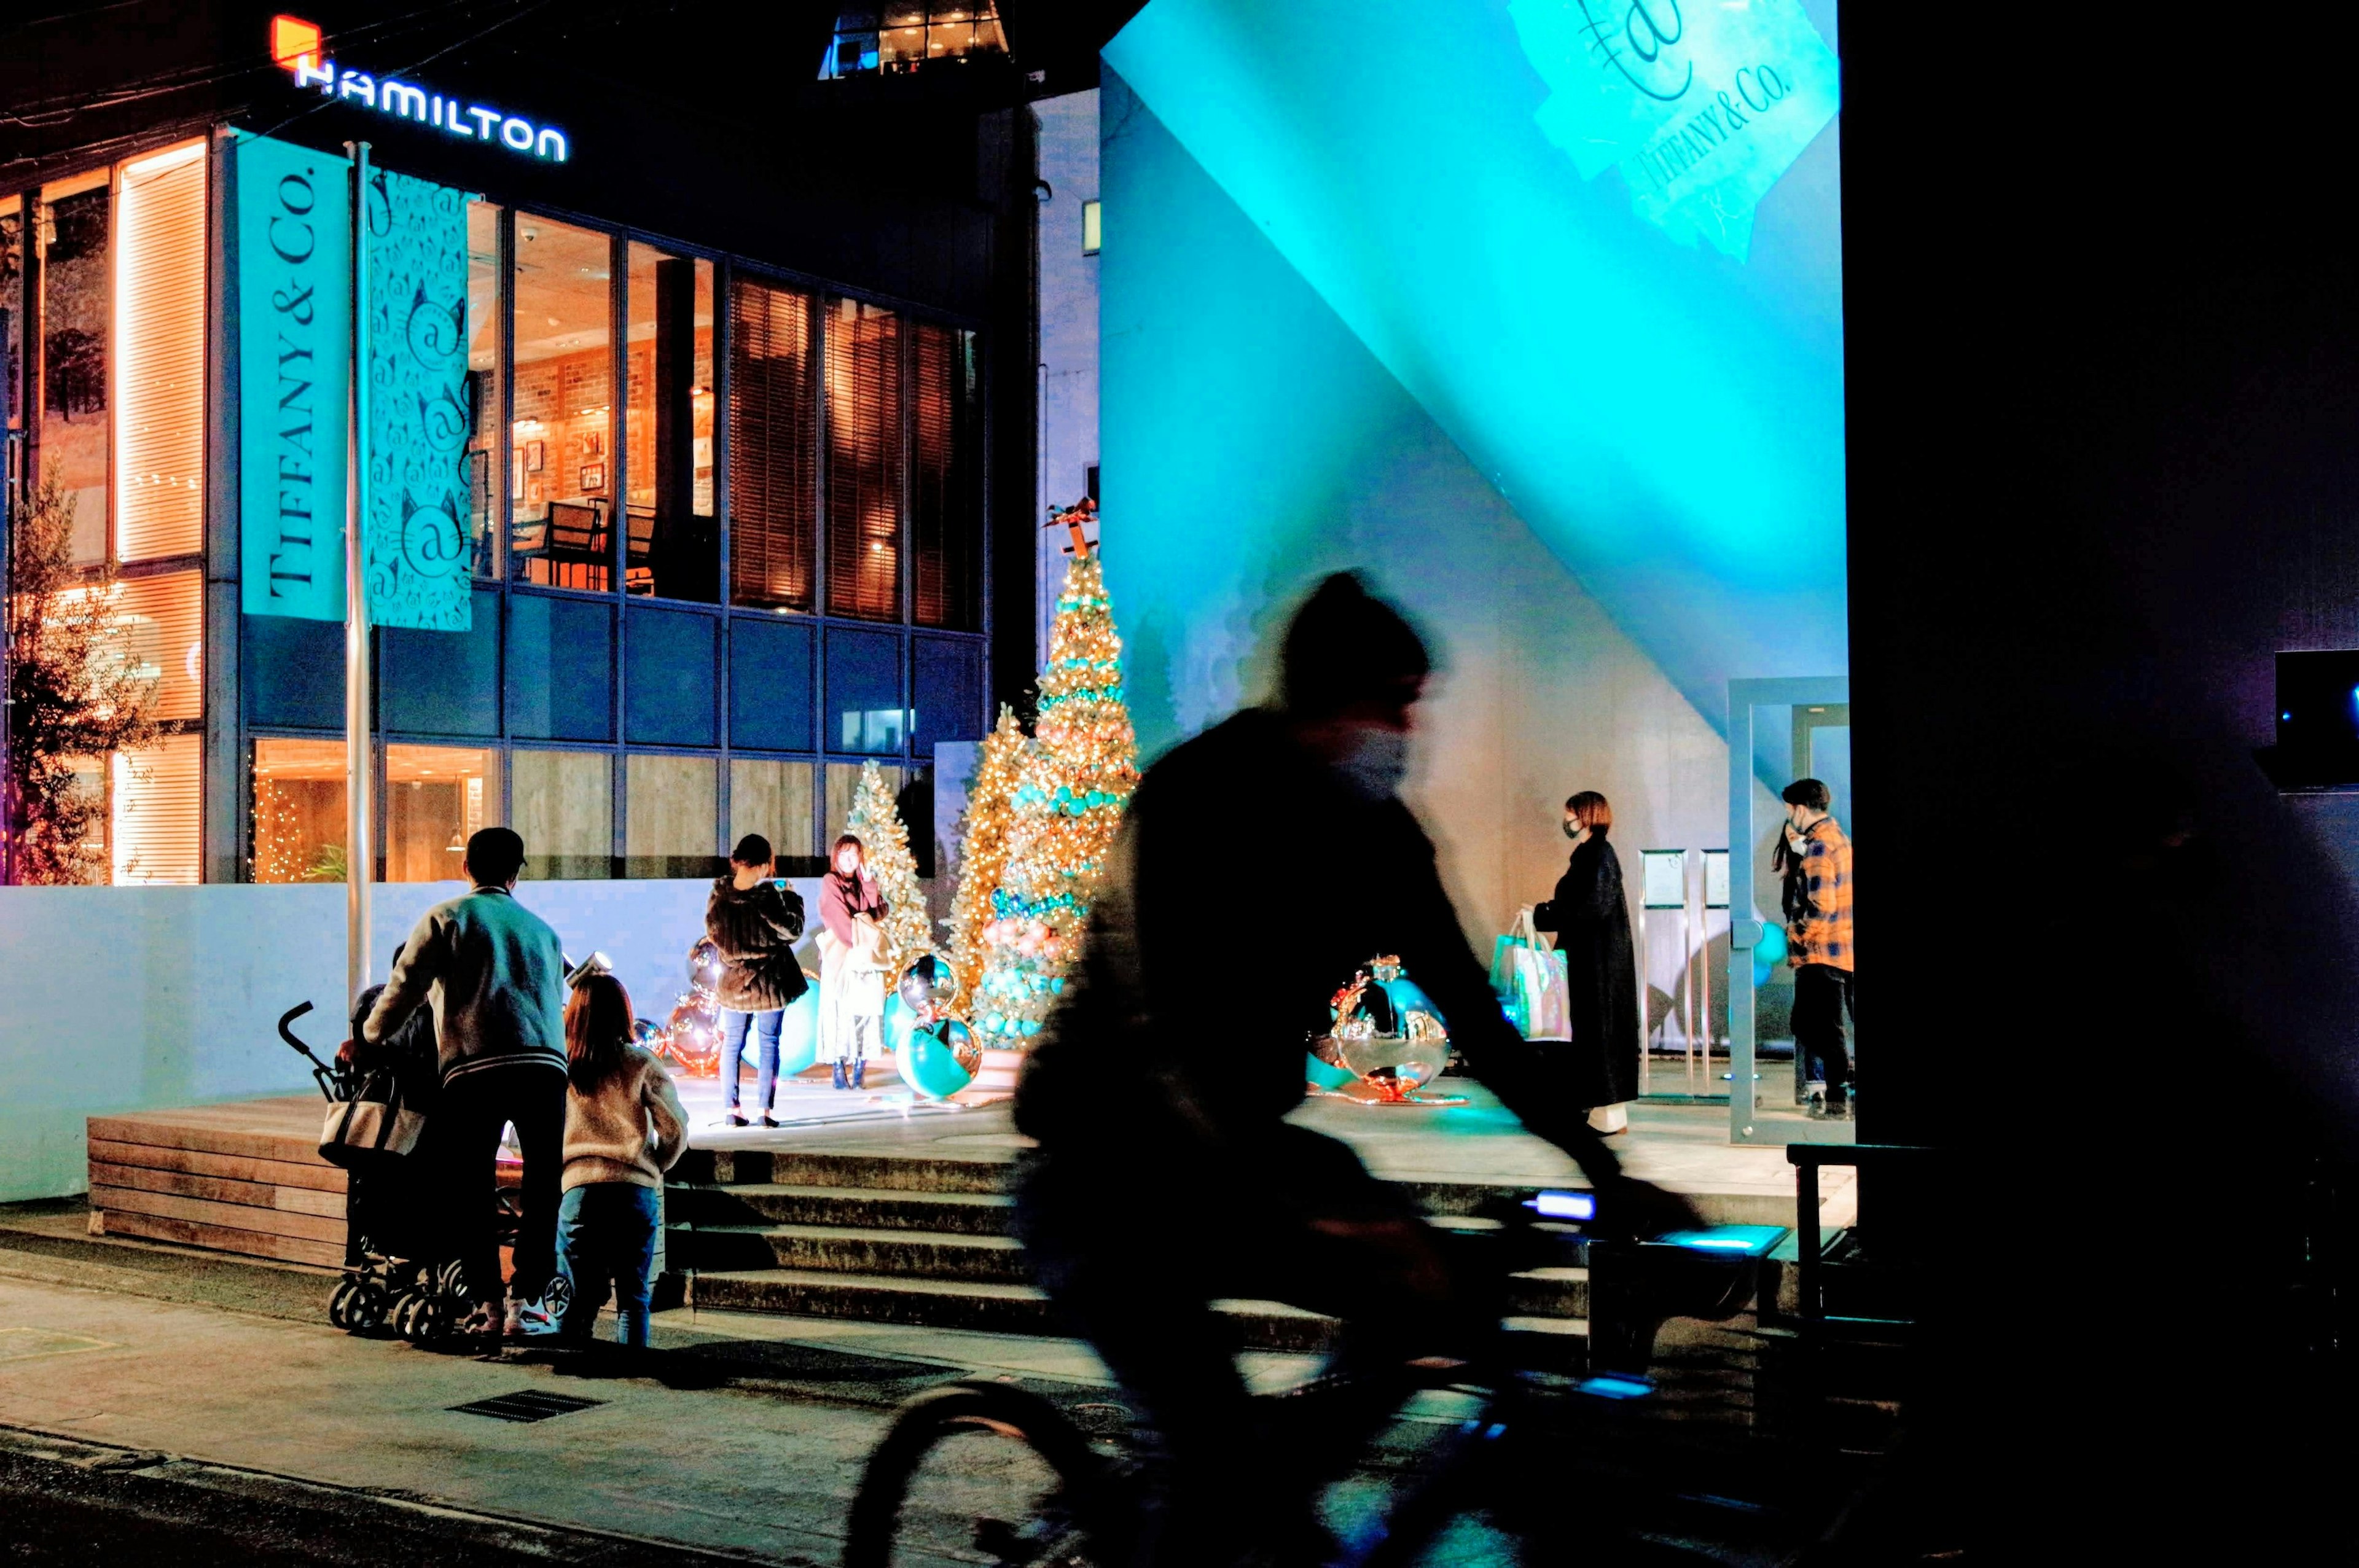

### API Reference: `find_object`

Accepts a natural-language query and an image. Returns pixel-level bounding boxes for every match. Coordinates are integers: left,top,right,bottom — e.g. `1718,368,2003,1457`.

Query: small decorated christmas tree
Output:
945,705,1028,1015
976,551,1139,1042
845,759,933,980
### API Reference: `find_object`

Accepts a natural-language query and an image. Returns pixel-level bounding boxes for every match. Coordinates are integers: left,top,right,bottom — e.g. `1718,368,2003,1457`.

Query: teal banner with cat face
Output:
361,166,473,631
237,133,350,621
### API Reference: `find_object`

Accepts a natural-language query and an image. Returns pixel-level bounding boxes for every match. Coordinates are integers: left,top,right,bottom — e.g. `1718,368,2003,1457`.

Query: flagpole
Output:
345,141,373,1007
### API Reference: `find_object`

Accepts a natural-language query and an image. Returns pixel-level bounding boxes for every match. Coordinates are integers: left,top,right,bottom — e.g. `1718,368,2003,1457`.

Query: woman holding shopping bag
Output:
1533,791,1641,1116
816,833,889,1090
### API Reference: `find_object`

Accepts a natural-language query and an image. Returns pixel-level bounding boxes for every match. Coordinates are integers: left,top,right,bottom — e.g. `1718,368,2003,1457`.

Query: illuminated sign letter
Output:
380,80,427,121
337,70,375,107
536,127,567,162
499,116,533,150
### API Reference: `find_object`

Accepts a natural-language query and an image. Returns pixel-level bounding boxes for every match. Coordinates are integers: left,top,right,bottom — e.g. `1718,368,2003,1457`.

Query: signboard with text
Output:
237,132,350,620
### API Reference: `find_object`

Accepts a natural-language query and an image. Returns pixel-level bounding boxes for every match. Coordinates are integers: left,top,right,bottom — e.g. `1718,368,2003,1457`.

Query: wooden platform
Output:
86,1097,347,1269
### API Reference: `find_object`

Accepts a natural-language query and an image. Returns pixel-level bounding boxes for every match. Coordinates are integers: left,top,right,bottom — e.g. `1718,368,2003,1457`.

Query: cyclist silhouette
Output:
1014,572,1700,1567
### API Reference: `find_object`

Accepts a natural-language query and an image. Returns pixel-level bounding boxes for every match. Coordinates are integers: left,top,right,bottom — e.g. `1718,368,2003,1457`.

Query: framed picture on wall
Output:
526,439,546,472
526,476,546,507
511,447,525,502
581,462,606,493
582,430,604,459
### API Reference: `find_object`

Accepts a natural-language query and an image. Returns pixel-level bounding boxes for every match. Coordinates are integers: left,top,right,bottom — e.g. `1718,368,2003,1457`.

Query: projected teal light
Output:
1103,0,1845,726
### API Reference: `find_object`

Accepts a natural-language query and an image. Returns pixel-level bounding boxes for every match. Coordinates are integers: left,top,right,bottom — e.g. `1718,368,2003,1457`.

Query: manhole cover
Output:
448,1389,605,1423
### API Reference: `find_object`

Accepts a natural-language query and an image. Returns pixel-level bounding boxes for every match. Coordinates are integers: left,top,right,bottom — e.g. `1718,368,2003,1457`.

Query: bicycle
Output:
843,1190,1785,1568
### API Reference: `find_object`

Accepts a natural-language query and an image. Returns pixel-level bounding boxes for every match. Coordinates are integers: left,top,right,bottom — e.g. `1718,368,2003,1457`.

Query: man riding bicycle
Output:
1014,573,1700,1567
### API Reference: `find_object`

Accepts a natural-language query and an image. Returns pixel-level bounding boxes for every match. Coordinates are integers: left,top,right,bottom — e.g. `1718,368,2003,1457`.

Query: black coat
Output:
1533,836,1642,1106
704,876,809,1012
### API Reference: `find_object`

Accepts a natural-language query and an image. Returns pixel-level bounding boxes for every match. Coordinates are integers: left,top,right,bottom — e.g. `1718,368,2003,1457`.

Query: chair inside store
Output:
624,504,657,594
512,499,611,591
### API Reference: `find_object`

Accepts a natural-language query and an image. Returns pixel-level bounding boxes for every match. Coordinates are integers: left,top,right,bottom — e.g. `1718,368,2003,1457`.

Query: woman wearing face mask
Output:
816,833,889,1090
1532,792,1641,1116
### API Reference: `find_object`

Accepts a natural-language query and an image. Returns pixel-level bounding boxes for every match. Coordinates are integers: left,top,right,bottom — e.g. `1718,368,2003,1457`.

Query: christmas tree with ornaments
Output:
845,758,936,980
945,704,1028,1014
974,550,1139,1042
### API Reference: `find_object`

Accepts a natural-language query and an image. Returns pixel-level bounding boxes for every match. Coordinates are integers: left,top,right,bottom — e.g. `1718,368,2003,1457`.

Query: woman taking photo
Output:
703,833,807,1127
1533,790,1641,1118
556,972,688,1349
817,833,889,1090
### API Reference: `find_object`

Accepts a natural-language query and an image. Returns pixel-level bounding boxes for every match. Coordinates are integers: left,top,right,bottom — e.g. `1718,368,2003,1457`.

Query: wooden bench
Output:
86,1098,346,1269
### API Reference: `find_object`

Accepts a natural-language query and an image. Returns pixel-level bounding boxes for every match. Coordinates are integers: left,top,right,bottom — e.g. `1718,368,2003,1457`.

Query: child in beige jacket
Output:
556,973,688,1347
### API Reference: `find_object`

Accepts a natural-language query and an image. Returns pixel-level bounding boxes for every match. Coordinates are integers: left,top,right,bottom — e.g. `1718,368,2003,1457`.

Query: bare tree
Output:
6,479,160,884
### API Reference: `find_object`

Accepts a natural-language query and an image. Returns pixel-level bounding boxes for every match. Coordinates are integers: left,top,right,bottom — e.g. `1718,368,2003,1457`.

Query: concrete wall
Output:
0,877,816,1201
1035,88,1101,655
1099,72,1729,962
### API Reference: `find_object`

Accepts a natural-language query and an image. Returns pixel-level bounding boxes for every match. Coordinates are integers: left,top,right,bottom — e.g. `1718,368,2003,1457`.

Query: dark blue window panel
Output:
625,604,718,746
912,636,983,755
824,624,904,755
380,587,501,736
507,593,614,742
243,612,345,730
729,614,815,753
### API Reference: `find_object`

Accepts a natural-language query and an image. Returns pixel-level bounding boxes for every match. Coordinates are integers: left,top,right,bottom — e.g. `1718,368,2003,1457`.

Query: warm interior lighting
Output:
113,733,201,885
116,139,207,563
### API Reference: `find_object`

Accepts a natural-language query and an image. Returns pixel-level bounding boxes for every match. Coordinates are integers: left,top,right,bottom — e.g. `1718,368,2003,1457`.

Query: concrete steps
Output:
662,1143,1594,1357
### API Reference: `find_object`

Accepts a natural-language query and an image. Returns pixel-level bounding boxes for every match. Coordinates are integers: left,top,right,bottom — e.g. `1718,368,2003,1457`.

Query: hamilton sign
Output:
270,14,569,164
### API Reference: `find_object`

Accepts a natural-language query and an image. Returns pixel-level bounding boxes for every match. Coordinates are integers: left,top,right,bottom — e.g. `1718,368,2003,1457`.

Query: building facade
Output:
1,0,1043,887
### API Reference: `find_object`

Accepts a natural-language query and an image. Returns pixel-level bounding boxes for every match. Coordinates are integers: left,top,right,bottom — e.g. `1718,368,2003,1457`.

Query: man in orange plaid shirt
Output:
1780,778,1854,1118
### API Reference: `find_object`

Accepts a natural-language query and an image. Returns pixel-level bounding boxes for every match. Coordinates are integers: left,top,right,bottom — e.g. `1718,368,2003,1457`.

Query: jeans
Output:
720,1008,783,1112
556,1181,662,1347
1793,962,1854,1104
440,1061,566,1307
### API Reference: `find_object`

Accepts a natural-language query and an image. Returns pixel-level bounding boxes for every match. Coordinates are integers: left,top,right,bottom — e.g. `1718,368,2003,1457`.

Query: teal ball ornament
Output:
778,981,820,1077
904,1020,980,1100
1751,923,1789,988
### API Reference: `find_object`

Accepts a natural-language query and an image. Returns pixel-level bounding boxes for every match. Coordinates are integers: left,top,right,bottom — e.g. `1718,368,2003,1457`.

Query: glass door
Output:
1726,677,1854,1147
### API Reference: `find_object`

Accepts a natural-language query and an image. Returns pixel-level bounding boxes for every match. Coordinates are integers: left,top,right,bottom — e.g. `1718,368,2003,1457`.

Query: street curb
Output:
0,1420,827,1566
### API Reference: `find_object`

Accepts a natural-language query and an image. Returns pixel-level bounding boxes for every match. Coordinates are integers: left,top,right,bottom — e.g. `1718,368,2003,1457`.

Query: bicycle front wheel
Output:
845,1380,1125,1568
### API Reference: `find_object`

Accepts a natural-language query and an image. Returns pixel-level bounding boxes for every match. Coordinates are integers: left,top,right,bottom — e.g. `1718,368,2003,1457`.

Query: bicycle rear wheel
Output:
845,1381,1125,1568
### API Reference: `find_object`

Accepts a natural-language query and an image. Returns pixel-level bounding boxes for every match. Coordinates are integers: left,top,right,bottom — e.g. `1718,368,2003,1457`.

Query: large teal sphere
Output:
778,985,821,1077
904,1021,980,1100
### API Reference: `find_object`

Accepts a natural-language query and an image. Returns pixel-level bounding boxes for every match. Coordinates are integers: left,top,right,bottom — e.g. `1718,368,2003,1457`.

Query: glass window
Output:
464,201,503,579
729,614,815,752
912,322,980,629
826,623,904,754
624,603,716,746
381,586,500,736
625,753,717,878
507,592,613,741
251,737,346,883
731,757,816,861
912,636,982,755
2,195,22,429
41,168,111,564
728,278,816,612
511,748,612,878
824,760,901,850
509,215,613,591
115,141,206,564
113,569,204,722
243,612,344,730
385,744,497,883
624,242,717,602
111,732,200,884
825,297,902,620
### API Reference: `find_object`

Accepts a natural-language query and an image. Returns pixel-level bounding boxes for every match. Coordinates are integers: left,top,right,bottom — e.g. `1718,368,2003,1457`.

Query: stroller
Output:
278,997,524,1342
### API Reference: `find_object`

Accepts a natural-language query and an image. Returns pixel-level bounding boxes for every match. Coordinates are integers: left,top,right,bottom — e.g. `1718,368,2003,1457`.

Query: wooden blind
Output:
112,732,200,884
115,141,206,563
824,298,903,620
911,322,979,629
727,278,816,610
113,568,204,720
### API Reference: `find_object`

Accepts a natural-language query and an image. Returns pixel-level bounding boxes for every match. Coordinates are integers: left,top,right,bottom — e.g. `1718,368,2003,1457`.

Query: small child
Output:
557,973,688,1348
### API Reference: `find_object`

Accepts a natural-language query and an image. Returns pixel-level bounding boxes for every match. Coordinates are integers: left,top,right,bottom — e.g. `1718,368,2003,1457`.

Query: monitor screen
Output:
2275,651,2359,754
